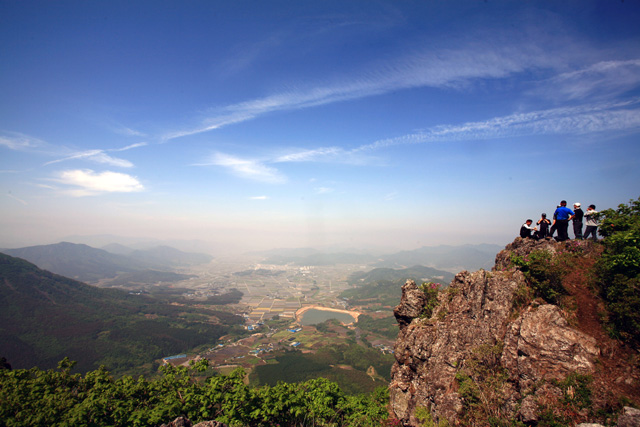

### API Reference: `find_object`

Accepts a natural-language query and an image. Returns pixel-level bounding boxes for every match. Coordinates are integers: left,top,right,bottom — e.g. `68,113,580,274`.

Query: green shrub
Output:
595,196,640,345
0,359,390,427
454,343,512,426
415,405,449,427
510,250,566,304
419,282,442,319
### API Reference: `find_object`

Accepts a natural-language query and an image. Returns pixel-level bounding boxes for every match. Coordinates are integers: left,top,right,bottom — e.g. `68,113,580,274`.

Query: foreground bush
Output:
0,358,390,427
596,196,640,344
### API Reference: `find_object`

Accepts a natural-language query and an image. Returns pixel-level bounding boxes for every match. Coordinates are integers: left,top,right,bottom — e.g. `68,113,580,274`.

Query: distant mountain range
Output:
373,244,502,272
256,243,502,272
347,265,455,286
0,253,241,373
0,242,212,283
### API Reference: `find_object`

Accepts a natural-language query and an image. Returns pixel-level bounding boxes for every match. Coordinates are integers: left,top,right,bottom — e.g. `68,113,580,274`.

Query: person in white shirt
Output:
583,204,599,241
520,219,538,239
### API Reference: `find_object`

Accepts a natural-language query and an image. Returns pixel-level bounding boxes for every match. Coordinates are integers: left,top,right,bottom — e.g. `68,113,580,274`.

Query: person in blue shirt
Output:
553,200,575,242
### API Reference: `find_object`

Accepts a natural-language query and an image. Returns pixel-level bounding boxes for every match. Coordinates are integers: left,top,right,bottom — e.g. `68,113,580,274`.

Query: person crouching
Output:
520,219,538,239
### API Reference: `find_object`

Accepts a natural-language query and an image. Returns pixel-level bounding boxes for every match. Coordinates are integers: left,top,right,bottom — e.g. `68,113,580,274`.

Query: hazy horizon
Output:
2,2,639,253
0,231,507,257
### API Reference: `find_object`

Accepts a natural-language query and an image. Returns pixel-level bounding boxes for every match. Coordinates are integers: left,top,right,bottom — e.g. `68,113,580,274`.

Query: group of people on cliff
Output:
520,200,599,242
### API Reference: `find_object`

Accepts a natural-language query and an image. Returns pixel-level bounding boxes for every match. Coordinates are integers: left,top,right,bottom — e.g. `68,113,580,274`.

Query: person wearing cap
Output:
572,202,584,240
553,200,575,242
520,219,538,239
537,213,551,239
583,204,599,241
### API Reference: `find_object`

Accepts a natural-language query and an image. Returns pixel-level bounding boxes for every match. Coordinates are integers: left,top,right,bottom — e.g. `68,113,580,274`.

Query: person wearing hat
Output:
573,202,584,240
553,200,574,242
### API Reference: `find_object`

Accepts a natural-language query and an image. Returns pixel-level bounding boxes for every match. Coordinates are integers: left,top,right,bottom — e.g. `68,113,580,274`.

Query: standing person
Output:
554,200,575,242
583,204,599,241
573,202,584,240
520,219,538,239
537,213,551,239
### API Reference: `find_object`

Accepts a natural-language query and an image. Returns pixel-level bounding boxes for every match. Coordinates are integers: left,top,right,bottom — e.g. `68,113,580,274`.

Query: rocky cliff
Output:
389,237,640,426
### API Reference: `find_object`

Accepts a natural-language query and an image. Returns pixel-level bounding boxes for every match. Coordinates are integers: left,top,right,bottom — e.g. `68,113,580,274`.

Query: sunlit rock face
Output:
389,238,602,427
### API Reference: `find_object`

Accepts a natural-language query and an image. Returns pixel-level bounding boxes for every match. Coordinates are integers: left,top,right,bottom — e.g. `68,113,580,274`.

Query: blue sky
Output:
1,1,640,253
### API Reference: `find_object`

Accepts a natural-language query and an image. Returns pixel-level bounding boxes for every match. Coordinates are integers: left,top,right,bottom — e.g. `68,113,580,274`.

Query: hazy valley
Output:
0,239,494,392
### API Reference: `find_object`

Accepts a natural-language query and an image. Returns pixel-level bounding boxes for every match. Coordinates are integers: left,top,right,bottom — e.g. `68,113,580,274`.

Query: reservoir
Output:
299,308,357,326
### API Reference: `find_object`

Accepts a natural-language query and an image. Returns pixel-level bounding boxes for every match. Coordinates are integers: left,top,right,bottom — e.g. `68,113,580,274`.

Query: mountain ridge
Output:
1,242,212,283
0,252,240,373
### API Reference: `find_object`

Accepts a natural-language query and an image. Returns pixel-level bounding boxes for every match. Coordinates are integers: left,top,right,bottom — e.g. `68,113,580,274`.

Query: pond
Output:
299,308,357,326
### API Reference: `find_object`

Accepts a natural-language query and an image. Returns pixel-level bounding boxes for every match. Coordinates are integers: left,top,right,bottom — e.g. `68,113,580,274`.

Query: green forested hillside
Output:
0,253,242,374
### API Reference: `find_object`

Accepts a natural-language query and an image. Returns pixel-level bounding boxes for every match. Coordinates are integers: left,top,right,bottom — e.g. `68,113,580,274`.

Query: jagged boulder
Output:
389,238,609,426
618,406,640,427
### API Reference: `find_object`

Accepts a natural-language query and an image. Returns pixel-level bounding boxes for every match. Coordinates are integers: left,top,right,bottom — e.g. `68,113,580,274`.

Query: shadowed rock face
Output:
389,238,602,426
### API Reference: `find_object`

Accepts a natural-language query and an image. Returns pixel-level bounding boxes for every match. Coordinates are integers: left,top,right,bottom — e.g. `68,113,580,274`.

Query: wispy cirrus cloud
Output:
250,195,269,200
205,98,640,183
44,142,146,168
162,35,567,141
0,132,46,151
274,147,343,163
113,127,147,137
1,130,147,169
7,192,28,205
54,169,144,196
196,153,286,184
360,98,640,151
45,150,134,168
114,142,148,151
533,59,640,101
315,187,334,194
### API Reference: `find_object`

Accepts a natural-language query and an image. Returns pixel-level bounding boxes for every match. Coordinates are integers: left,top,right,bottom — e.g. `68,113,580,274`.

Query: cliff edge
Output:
389,237,639,426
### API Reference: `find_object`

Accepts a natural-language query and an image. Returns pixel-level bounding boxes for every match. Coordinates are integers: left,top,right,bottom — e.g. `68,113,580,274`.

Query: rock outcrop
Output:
160,417,227,427
389,237,635,426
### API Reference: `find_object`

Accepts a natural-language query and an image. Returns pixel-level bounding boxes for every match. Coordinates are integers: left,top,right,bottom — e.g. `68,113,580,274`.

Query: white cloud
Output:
116,127,147,137
163,35,569,141
274,147,343,163
0,132,45,151
45,150,134,168
250,195,269,200
201,153,286,184
115,142,148,151
535,59,640,101
203,98,640,184
315,187,334,194
361,98,640,150
55,169,144,196
7,192,28,205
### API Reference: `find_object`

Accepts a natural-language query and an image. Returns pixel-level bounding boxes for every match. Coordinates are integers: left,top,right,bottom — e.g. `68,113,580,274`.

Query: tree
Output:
596,196,640,344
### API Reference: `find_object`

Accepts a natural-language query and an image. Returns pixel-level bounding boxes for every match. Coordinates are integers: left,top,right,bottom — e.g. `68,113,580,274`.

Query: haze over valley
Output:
1,237,486,392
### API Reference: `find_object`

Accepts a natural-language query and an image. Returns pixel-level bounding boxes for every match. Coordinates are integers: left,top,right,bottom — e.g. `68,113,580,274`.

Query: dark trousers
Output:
556,219,570,241
584,226,598,241
573,221,583,240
